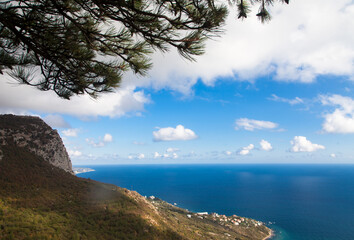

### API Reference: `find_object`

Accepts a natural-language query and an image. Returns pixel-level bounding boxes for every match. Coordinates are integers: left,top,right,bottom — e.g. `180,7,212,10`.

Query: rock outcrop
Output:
0,114,72,173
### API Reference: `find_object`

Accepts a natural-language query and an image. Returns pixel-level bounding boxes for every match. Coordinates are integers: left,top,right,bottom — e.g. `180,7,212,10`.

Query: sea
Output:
76,164,354,240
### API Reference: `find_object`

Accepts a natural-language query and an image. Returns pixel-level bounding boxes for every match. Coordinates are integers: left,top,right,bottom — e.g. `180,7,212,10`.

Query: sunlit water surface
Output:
78,164,354,240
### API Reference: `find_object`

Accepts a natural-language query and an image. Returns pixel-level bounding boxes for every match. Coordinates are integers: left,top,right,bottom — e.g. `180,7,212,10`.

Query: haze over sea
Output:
77,164,354,240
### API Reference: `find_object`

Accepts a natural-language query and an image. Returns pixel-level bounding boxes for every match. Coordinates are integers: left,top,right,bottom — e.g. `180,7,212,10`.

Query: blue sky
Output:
56,75,354,165
0,0,354,165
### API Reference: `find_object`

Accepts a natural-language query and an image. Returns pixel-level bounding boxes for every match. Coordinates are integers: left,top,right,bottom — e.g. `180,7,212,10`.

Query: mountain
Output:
0,114,271,239
0,114,72,173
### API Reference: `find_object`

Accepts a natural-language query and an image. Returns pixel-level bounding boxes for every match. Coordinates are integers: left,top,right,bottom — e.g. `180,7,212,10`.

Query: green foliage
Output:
0,141,271,239
0,0,288,99
0,144,184,239
230,0,289,22
0,115,271,239
0,0,227,99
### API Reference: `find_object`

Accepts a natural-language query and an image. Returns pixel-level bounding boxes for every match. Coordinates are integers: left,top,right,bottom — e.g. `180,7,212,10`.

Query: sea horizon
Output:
74,163,354,166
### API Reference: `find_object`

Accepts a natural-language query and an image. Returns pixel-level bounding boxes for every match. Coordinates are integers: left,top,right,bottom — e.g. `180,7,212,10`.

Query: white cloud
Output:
153,125,198,141
290,136,325,152
269,94,304,105
0,0,352,121
103,133,113,143
42,114,70,128
128,153,146,159
62,128,79,137
154,152,162,158
154,151,179,159
158,148,180,159
330,153,336,158
235,118,278,131
0,76,150,118
238,144,254,156
68,150,82,157
260,139,273,151
225,151,232,156
86,133,113,148
320,95,354,134
126,0,354,93
0,0,352,119
166,147,179,153
86,138,105,148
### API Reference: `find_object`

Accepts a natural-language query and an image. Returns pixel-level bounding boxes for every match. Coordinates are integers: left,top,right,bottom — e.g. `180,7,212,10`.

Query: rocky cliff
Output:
0,114,72,173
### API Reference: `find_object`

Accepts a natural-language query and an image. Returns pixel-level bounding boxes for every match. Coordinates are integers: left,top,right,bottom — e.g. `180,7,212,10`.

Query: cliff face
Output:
0,114,72,173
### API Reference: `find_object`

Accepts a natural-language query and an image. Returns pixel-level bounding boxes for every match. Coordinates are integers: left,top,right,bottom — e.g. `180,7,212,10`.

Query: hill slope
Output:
0,144,271,240
0,114,271,239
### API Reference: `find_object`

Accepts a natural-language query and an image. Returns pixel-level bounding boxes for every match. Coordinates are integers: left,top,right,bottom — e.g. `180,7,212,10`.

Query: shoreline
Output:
76,166,273,239
73,167,95,175
263,228,274,240
146,197,271,239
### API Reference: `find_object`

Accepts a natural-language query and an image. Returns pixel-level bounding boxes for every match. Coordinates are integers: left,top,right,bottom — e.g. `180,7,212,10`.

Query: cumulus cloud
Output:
86,133,113,147
127,153,145,160
0,76,150,118
0,1,352,119
62,128,79,137
125,0,354,93
290,136,325,152
154,150,179,159
103,133,113,143
0,0,352,122
165,153,178,159
320,94,354,133
153,125,198,141
330,153,336,158
68,150,82,157
235,118,278,131
238,144,254,156
268,94,304,105
260,139,273,151
43,114,70,128
154,152,162,158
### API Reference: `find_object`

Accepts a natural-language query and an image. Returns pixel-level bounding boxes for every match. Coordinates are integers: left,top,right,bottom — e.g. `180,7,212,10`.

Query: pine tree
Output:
0,0,288,99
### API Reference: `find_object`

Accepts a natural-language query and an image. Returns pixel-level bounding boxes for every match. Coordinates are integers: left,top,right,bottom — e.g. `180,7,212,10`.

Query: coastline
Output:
73,167,95,175
145,197,272,239
263,228,274,240
77,165,274,239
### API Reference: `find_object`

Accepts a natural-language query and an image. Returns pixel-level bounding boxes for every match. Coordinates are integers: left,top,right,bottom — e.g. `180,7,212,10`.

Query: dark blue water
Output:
77,164,354,240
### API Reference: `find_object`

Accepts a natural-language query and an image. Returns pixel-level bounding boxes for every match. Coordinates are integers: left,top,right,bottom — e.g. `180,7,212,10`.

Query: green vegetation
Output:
0,142,270,239
0,143,182,239
148,198,271,240
0,0,289,99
